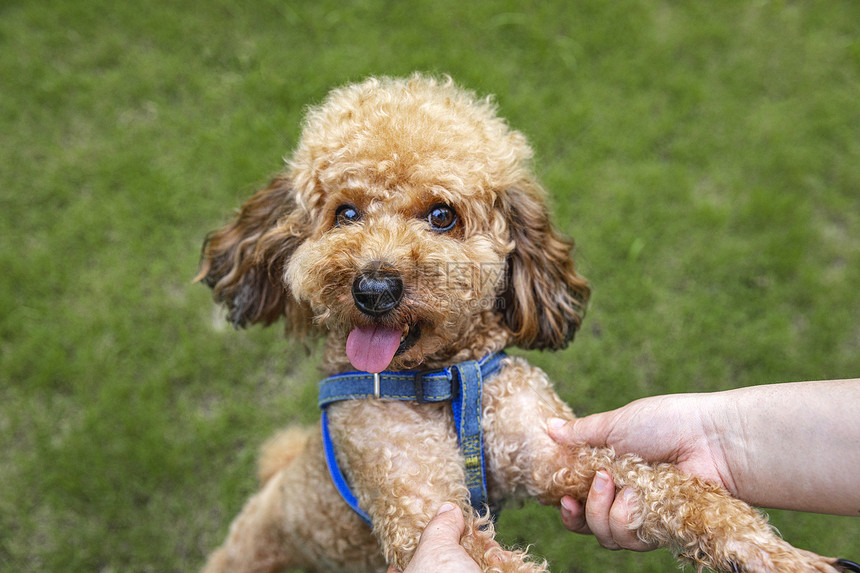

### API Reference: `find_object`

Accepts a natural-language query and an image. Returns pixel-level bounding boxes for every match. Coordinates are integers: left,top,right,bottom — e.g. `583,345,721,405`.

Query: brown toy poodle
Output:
197,74,852,573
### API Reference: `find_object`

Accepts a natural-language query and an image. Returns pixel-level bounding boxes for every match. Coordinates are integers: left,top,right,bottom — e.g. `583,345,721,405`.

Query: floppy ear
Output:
499,178,590,350
196,175,314,336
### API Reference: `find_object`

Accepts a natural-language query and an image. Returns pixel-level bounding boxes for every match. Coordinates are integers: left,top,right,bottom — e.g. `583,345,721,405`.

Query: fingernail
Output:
622,487,637,504
560,496,575,512
593,470,609,492
437,502,456,515
548,418,567,431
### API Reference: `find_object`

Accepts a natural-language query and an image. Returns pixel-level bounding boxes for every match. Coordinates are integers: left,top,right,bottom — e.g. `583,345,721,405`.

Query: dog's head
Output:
198,75,589,372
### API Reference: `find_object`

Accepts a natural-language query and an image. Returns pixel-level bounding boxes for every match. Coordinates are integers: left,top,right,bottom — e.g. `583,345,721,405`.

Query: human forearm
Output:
705,379,860,515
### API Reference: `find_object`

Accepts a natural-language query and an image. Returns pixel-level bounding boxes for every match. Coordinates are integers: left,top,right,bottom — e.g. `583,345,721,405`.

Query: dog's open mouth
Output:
345,323,421,373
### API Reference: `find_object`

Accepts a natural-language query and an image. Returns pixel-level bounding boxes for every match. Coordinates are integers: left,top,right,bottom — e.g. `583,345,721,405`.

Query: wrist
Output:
694,390,746,497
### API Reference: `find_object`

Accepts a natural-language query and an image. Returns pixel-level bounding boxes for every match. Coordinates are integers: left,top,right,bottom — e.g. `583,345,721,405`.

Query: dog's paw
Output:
717,540,855,573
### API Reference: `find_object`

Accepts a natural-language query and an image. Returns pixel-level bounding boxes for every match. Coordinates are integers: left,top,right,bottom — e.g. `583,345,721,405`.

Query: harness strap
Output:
319,352,506,527
319,369,456,408
450,359,489,508
321,410,372,524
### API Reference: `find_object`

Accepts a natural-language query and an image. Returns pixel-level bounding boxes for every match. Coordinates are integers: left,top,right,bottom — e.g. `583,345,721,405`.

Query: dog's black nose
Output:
352,269,404,316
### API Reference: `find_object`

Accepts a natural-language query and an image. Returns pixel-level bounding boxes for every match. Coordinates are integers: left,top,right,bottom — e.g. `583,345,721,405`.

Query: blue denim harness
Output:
318,351,507,526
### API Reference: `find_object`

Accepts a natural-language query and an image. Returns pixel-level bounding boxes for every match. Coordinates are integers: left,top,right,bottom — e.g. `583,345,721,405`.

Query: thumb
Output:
419,503,464,545
395,504,472,573
548,415,611,448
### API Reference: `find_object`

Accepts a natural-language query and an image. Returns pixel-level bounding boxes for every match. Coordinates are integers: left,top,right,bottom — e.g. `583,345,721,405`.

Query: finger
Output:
548,415,610,449
386,567,401,573
547,417,579,445
406,503,477,573
559,495,592,535
584,471,621,550
417,503,463,545
573,414,614,448
608,487,657,552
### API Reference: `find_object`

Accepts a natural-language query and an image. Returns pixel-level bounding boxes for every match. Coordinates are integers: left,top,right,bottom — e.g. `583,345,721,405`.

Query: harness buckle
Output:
373,372,381,399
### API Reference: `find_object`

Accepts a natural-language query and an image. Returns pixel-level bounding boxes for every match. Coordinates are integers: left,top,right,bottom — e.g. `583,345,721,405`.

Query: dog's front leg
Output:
327,400,547,573
483,359,848,573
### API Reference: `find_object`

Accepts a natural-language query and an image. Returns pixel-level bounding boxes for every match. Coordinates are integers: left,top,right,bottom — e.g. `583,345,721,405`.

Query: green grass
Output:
2,1,859,571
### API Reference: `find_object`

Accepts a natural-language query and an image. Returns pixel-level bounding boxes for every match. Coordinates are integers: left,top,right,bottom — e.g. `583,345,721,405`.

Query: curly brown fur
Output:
199,74,843,573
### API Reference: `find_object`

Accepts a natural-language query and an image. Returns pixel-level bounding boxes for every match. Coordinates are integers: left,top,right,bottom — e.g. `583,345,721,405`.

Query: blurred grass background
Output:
2,1,859,571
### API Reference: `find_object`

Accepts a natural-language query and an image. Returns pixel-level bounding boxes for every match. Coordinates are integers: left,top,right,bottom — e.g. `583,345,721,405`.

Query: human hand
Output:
552,393,735,490
548,393,736,550
387,503,482,573
558,471,656,551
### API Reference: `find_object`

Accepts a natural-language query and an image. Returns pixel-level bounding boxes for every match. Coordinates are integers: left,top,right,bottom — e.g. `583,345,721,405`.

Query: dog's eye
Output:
427,204,457,232
335,204,362,227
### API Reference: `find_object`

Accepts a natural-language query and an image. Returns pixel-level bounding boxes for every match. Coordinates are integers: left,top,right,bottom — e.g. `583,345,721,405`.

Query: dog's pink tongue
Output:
346,325,402,373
